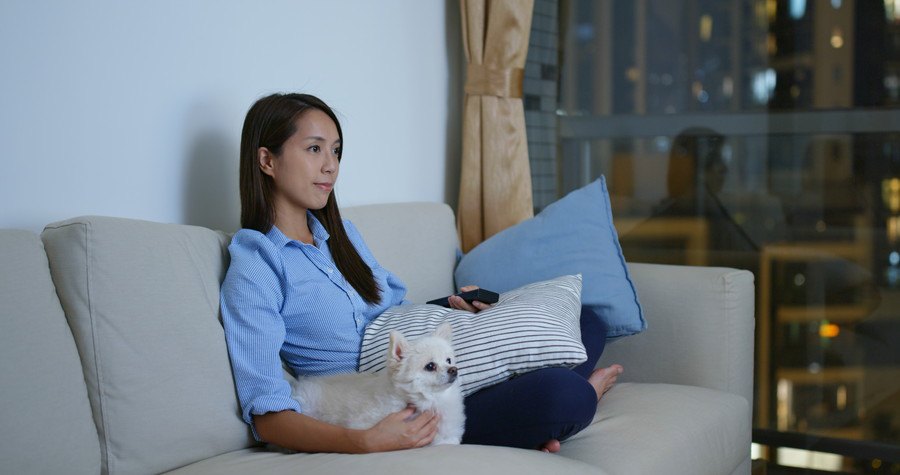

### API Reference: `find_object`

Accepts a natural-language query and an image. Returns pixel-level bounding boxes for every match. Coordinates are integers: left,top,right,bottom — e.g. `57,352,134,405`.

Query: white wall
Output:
0,1,462,233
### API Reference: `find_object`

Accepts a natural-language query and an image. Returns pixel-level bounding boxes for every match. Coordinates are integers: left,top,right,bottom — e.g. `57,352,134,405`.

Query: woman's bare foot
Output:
539,439,561,453
534,367,623,453
588,364,623,400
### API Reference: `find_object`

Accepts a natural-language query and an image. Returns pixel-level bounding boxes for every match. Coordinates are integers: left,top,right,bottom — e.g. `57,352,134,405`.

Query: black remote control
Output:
427,288,500,308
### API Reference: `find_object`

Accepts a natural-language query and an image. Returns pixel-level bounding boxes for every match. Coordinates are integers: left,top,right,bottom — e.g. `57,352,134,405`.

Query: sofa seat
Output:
166,444,599,475
166,382,749,475
562,383,751,474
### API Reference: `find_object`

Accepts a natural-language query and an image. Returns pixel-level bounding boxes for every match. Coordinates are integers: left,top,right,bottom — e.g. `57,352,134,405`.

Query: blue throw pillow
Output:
454,176,646,339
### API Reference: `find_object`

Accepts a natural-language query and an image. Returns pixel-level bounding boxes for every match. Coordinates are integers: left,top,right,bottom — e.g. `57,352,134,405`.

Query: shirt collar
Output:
265,211,331,248
307,211,331,242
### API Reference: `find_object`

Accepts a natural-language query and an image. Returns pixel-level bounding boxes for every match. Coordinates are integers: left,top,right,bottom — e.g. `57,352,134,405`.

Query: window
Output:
527,0,900,471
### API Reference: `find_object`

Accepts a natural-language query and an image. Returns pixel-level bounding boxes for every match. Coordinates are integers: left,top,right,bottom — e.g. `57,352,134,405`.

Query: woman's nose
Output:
323,154,338,174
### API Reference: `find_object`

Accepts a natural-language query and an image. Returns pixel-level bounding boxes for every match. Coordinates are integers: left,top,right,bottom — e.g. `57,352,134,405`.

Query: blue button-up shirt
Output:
220,212,408,433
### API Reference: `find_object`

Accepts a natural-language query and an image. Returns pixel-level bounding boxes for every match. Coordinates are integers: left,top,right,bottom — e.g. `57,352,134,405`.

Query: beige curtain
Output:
458,0,535,253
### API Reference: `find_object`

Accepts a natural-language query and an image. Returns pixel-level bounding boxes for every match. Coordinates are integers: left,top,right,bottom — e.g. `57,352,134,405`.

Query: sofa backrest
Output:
41,217,254,475
342,202,459,303
0,230,101,474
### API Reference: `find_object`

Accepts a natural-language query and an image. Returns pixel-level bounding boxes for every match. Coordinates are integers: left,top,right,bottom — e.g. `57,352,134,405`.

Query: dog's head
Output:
387,322,459,398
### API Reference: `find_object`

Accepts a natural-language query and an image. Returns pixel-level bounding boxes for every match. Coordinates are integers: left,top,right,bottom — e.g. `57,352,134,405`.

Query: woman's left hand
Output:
447,285,492,313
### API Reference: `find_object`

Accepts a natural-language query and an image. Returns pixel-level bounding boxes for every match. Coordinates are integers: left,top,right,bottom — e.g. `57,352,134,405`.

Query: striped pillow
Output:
358,275,586,396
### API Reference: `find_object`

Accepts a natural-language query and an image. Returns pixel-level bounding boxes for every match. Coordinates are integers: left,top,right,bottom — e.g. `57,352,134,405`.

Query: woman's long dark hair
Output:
239,93,381,305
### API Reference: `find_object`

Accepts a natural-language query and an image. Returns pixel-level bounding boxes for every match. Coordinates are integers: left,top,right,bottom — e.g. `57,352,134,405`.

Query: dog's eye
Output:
424,362,436,372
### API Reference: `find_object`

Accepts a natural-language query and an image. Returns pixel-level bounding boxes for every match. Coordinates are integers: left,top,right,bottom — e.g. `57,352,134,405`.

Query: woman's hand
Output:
356,406,440,452
448,285,493,313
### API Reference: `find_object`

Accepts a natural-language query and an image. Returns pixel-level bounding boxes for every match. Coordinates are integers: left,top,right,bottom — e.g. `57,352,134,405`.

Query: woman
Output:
220,92,622,454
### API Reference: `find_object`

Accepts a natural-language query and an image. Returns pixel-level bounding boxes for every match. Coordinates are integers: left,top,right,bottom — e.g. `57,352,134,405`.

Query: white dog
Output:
290,323,465,445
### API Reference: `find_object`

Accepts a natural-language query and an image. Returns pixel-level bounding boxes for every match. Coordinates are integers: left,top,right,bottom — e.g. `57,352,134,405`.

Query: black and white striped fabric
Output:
358,275,586,396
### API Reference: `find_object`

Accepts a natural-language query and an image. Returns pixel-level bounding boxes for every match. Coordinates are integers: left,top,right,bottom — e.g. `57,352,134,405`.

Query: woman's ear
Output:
258,147,275,177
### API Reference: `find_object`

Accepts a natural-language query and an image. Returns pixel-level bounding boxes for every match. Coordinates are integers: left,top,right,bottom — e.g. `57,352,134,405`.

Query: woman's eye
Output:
308,145,320,153
333,147,342,158
424,362,436,372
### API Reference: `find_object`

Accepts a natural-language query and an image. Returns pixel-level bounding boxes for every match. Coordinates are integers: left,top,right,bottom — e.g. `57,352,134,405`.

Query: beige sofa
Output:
1,202,754,474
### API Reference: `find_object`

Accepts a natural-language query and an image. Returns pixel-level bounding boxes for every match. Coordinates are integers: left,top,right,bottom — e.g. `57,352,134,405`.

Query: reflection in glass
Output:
547,0,900,470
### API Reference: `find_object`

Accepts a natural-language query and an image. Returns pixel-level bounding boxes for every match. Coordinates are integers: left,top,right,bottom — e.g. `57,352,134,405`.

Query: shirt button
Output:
327,268,333,274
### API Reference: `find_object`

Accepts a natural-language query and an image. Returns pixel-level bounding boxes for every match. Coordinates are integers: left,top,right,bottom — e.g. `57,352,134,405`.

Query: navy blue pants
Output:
461,307,607,449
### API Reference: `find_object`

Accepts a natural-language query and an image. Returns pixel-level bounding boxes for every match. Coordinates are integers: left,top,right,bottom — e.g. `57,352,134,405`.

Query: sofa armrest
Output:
598,263,755,408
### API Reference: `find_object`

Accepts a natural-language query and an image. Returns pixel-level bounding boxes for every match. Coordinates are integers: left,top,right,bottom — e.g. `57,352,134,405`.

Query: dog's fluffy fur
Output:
290,323,465,445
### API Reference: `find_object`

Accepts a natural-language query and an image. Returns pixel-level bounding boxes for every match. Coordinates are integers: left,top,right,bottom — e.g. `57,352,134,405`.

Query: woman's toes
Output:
539,439,561,453
589,365,623,399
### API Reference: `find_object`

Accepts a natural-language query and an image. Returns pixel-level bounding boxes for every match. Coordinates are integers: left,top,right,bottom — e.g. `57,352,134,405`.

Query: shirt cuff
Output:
245,394,303,442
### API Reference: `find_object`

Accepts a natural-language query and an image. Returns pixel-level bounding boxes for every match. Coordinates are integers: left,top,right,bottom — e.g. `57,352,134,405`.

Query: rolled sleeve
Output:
383,269,410,307
221,230,302,440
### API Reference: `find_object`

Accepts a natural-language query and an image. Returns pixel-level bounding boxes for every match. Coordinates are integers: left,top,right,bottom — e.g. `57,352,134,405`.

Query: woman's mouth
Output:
315,182,333,192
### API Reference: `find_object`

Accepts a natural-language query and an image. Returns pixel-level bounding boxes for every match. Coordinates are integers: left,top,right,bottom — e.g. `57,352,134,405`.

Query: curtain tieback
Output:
464,63,524,99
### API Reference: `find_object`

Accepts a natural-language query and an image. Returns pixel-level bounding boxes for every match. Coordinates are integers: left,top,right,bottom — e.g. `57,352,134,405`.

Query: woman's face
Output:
260,109,341,214
705,158,727,193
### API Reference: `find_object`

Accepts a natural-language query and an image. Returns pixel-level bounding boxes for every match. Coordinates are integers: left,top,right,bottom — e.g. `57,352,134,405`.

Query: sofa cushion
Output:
561,382,751,475
454,177,646,339
0,230,101,475
166,442,604,475
41,217,255,475
167,383,749,475
358,275,586,396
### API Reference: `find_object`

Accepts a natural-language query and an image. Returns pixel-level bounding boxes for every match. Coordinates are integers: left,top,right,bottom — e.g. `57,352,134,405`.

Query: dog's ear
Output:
433,322,453,342
388,330,408,362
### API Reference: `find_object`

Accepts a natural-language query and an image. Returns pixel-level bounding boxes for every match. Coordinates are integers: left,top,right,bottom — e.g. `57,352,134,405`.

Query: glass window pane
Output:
536,0,900,469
